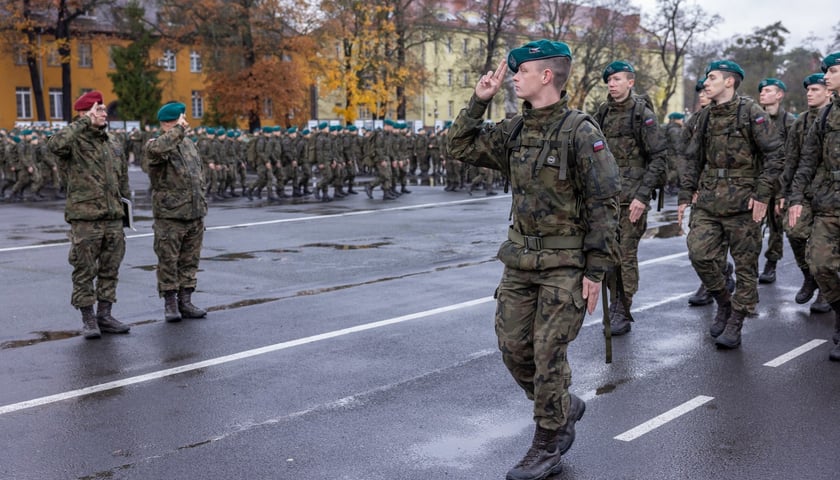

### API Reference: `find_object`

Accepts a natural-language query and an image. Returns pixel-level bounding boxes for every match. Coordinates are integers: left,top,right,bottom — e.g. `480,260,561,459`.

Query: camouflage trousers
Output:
687,209,761,313
606,204,647,301
783,200,814,271
249,163,275,191
495,265,585,431
368,160,392,192
153,217,205,295
807,215,840,304
67,220,126,308
762,198,784,262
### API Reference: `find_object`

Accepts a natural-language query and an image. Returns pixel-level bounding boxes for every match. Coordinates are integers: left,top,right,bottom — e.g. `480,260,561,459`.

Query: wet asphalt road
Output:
1,169,839,480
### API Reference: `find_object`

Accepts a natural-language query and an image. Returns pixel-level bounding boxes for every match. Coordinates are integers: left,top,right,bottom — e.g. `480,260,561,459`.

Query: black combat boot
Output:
609,297,632,336
688,283,713,306
831,301,840,345
811,291,831,313
241,186,248,197
245,187,254,201
276,186,288,198
96,301,130,334
758,260,777,284
80,305,101,339
347,185,358,194
830,342,840,362
715,310,746,349
292,186,302,198
364,184,374,199
709,289,732,338
383,189,397,201
314,188,321,200
555,394,586,455
400,185,411,194
164,290,181,322
178,287,207,319
506,424,563,480
795,268,818,304
334,187,347,198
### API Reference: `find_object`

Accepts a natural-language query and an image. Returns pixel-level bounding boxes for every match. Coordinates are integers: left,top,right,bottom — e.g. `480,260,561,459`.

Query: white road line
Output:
0,196,508,253
0,297,494,416
763,339,827,367
614,395,714,442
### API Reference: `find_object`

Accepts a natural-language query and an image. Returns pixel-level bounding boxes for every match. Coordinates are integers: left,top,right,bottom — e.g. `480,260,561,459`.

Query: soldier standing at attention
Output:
677,61,784,349
595,61,668,336
789,53,840,361
663,112,685,195
144,102,208,322
780,73,832,313
48,91,132,339
447,40,620,480
757,78,796,284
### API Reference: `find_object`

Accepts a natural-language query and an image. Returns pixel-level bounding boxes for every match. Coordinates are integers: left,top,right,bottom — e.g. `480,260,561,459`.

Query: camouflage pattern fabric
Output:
67,220,126,307
153,218,204,294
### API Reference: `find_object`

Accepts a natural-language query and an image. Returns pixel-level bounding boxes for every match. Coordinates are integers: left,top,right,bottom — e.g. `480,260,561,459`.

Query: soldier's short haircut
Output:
538,56,572,91
721,71,741,90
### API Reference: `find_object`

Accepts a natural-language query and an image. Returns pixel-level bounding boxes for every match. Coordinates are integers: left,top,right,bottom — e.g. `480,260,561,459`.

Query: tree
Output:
107,0,161,126
475,0,524,118
724,21,790,95
646,0,721,120
776,46,823,114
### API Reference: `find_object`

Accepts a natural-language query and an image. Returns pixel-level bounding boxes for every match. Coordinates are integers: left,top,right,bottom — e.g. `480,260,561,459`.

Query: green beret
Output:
216,128,226,136
157,102,186,122
667,112,685,120
384,119,395,127
821,52,840,73
602,61,634,83
507,39,572,73
318,121,329,129
302,129,311,135
21,129,32,136
705,60,745,80
803,73,825,88
12,136,20,143
226,131,236,138
347,125,357,132
274,126,284,133
758,78,786,93
286,126,297,134
695,77,706,92
206,128,216,135
262,126,272,133
329,125,339,132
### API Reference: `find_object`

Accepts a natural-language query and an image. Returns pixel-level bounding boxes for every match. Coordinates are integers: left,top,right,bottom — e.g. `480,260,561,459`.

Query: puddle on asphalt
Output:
301,241,392,250
202,252,257,261
595,377,629,396
131,264,157,271
413,415,532,467
1,330,79,349
78,463,133,479
177,439,213,450
210,297,280,311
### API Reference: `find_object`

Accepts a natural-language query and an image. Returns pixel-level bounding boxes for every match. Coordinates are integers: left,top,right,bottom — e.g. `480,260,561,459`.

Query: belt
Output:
508,227,583,251
704,168,756,178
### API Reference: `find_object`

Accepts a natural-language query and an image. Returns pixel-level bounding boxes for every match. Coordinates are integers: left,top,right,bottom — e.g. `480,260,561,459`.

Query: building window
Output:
446,37,452,53
47,48,60,66
462,70,470,87
49,88,63,119
190,51,202,73
78,43,92,68
191,91,204,118
16,87,32,119
263,98,273,118
463,38,469,54
161,50,176,72
14,45,27,65
447,69,453,87
448,100,454,119
108,45,118,69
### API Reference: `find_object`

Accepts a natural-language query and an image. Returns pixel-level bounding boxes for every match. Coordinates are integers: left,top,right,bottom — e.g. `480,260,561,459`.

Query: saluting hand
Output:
475,59,507,101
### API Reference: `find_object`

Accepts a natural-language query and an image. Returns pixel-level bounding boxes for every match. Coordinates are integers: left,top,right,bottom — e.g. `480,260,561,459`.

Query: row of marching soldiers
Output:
0,128,66,201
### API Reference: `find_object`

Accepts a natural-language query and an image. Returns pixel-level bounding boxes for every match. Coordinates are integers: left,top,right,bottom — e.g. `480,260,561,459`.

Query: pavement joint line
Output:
613,395,714,442
0,196,509,253
762,339,827,367
0,297,494,417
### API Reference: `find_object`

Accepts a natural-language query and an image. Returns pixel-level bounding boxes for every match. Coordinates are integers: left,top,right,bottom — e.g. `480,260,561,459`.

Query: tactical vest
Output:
596,95,653,169
695,97,762,179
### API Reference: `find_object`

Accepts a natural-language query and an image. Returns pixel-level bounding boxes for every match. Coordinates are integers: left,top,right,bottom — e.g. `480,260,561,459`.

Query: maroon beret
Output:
73,90,104,111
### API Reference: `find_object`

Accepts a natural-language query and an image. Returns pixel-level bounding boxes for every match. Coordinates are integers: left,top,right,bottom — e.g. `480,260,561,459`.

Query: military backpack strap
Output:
503,115,525,193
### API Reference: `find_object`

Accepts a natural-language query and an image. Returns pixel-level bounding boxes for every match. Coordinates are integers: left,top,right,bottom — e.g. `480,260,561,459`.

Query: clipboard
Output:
120,197,136,231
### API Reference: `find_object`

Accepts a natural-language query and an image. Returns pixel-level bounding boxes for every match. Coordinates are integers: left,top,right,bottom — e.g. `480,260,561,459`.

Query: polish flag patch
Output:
593,140,605,152
755,116,766,124
644,117,655,126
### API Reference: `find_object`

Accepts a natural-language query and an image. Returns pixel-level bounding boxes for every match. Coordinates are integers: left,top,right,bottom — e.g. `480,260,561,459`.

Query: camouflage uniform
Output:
365,129,395,199
447,93,620,431
596,94,668,314
663,120,686,193
145,124,208,295
680,95,784,315
48,116,130,309
761,108,796,271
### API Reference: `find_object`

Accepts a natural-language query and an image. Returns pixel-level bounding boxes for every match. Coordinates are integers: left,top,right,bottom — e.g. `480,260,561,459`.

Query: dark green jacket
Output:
48,116,129,223
145,125,207,221
791,96,840,214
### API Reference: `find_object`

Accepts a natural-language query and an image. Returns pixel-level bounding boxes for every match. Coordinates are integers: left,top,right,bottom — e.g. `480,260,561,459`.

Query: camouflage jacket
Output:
596,94,668,205
681,95,785,216
447,94,620,281
48,116,129,223
145,124,207,221
790,96,840,214
782,105,822,200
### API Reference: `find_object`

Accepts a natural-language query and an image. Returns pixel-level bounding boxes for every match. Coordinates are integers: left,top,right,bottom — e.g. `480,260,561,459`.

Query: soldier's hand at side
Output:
788,204,802,229
677,203,688,228
475,59,507,101
629,199,646,223
749,198,767,223
582,277,601,315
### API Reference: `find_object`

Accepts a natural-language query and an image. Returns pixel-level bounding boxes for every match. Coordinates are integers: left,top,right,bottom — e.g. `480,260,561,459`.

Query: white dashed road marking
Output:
763,339,827,367
614,395,714,442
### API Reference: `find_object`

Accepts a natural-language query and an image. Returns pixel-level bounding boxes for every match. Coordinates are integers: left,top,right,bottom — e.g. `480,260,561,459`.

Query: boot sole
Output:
715,338,741,349
99,326,130,334
688,297,714,306
505,461,563,480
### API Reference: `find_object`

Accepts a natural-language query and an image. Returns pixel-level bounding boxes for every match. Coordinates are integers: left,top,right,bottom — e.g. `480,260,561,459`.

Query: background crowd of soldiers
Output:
0,118,522,204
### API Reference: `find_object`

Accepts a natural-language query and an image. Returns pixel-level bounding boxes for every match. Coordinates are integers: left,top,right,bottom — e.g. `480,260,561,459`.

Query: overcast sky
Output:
634,0,837,52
